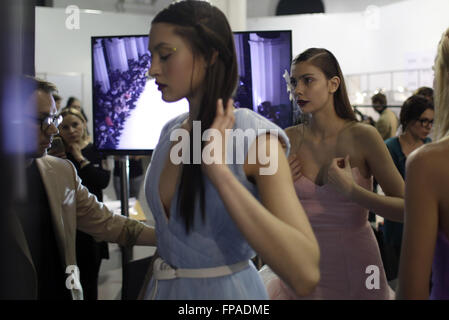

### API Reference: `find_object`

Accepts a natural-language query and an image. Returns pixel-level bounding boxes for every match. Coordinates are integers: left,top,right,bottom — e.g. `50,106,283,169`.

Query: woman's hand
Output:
327,155,356,197
66,143,84,163
202,98,235,183
288,154,302,182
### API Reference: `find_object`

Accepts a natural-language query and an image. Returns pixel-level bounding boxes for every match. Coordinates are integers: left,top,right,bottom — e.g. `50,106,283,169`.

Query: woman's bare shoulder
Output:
346,122,379,138
285,124,304,143
285,124,304,139
285,124,303,134
340,122,381,147
408,137,449,169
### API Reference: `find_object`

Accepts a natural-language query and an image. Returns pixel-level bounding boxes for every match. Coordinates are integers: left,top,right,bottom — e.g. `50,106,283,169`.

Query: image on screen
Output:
234,31,292,129
91,31,292,154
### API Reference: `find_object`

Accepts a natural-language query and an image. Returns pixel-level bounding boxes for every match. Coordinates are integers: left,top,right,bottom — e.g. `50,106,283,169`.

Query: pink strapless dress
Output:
266,167,394,299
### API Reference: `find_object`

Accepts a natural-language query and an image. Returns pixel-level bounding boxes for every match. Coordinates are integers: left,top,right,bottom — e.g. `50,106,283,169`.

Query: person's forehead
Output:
421,109,434,117
148,23,183,51
34,90,56,114
63,114,82,122
291,62,320,75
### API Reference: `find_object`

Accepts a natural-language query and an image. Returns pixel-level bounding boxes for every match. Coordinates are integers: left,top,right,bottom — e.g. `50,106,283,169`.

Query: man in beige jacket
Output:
3,77,155,300
372,92,398,140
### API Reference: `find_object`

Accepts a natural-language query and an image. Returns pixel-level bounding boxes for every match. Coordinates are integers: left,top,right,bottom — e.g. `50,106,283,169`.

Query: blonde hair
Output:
60,107,90,143
434,27,449,140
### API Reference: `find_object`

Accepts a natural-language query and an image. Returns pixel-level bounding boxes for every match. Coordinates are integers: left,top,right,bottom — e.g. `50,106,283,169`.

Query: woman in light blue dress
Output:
141,0,320,299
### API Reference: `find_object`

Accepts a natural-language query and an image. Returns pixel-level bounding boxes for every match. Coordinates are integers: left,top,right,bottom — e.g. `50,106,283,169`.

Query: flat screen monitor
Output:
91,30,292,154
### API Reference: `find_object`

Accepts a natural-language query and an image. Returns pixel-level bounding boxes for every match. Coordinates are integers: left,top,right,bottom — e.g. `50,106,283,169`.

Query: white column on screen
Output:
249,33,289,110
234,34,245,78
124,37,139,62
93,39,110,93
136,37,147,57
248,33,266,112
105,38,129,72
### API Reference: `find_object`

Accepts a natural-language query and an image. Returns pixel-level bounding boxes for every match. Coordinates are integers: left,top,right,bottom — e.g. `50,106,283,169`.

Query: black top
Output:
66,143,110,201
66,143,110,271
17,160,71,300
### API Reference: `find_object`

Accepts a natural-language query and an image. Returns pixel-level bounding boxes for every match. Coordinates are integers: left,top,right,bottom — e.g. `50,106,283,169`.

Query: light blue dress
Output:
144,108,290,299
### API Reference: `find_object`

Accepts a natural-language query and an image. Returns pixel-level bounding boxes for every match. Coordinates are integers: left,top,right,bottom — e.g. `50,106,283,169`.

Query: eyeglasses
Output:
418,118,434,128
28,114,63,132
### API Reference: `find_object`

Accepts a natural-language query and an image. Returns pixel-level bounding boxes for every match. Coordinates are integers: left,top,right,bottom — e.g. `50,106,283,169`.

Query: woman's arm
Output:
328,125,405,222
203,100,320,297
396,147,439,299
134,223,157,246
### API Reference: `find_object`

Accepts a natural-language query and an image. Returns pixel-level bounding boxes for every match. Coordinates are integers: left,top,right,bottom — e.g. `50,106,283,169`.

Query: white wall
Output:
323,0,407,13
52,0,169,15
53,0,408,18
209,0,247,31
246,0,449,105
246,0,407,17
246,0,277,18
247,0,449,75
35,7,153,133
36,0,449,120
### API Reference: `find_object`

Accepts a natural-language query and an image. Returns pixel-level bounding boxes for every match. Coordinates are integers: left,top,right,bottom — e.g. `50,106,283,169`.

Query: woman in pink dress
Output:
265,48,404,299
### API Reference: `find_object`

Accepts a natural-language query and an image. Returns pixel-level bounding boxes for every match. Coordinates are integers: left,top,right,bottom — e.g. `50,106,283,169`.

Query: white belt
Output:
153,257,250,280
148,257,250,299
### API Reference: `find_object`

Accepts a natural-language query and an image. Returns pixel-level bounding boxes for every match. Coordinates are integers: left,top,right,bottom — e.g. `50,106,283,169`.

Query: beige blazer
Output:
375,108,398,140
12,155,144,300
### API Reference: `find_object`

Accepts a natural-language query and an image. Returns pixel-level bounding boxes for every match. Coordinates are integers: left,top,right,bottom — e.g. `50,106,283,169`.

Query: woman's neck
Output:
73,139,88,149
400,130,422,146
399,130,424,157
308,103,348,140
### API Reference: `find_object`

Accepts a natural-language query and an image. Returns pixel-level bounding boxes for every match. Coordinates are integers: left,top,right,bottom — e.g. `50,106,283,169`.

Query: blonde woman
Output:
58,107,111,300
397,28,449,300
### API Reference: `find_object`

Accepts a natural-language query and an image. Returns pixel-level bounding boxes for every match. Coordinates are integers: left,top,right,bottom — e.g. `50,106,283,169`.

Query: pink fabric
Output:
268,167,394,300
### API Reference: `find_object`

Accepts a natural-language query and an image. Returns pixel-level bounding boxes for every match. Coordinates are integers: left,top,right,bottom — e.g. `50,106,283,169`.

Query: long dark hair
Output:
293,48,356,121
152,0,238,232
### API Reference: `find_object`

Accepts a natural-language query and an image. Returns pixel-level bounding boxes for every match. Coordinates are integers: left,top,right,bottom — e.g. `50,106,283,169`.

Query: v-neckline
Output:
299,174,327,188
298,166,365,188
157,148,177,224
157,182,176,224
156,113,189,224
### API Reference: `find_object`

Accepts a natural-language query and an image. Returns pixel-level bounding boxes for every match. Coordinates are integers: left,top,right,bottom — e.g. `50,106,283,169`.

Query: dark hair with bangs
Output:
292,48,356,121
399,95,434,131
152,0,238,232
